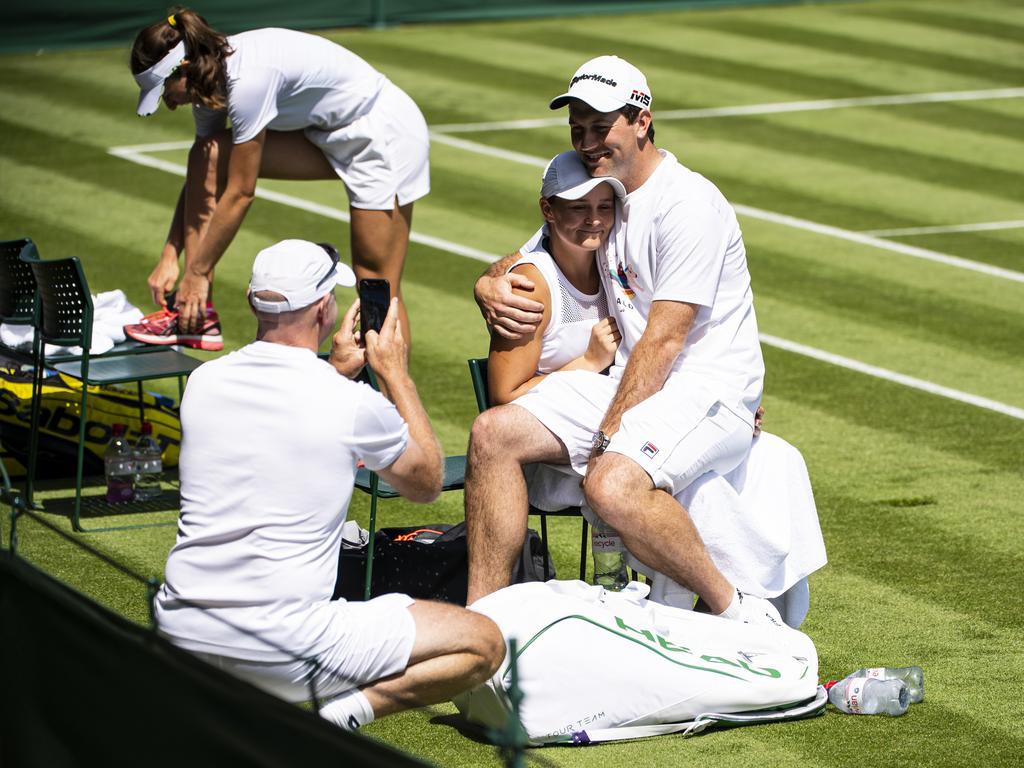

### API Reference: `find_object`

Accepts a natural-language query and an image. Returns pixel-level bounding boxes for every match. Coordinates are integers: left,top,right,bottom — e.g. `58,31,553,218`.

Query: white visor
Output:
541,150,626,200
134,41,186,117
248,240,356,314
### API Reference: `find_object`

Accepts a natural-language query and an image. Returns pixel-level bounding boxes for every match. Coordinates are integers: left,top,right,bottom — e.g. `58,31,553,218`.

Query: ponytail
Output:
130,6,232,111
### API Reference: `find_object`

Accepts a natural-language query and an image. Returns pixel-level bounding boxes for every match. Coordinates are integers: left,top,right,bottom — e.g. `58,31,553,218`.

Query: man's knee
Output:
585,453,654,527
467,405,532,467
466,613,506,683
408,602,505,683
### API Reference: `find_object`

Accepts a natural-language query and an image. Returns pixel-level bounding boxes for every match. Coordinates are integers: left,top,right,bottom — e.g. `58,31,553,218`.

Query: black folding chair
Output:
22,252,204,531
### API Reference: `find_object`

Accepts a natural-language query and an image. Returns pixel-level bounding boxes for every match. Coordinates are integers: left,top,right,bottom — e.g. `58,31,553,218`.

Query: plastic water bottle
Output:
133,421,163,501
591,517,628,591
104,423,135,504
849,666,924,704
827,676,909,716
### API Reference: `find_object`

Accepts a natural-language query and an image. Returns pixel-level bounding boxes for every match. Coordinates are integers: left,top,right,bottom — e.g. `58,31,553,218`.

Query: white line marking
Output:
430,87,1024,133
760,334,1024,420
864,220,1024,237
107,146,498,263
734,205,1024,283
429,132,547,168
108,143,1024,420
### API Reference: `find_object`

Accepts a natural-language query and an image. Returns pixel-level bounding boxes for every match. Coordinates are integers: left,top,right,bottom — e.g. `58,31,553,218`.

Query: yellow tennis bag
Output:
0,363,181,479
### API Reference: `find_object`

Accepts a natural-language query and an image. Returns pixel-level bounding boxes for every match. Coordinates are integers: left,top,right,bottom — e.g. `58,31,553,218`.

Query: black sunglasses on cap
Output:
315,242,341,290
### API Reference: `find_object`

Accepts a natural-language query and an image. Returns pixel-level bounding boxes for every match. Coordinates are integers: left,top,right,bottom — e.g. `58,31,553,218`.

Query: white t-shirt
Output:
600,150,764,422
193,28,388,143
512,225,607,375
154,341,408,661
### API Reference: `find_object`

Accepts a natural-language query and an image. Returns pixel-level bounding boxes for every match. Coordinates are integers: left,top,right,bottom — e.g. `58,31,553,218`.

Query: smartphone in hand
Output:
358,278,390,335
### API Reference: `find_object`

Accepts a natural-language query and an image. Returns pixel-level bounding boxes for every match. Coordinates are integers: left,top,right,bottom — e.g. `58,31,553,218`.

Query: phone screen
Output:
358,278,390,334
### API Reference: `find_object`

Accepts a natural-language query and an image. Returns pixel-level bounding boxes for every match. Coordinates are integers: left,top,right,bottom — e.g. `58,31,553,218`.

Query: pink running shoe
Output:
125,301,224,351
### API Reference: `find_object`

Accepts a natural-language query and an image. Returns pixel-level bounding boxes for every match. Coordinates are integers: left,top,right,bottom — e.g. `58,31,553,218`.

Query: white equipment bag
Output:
454,580,826,746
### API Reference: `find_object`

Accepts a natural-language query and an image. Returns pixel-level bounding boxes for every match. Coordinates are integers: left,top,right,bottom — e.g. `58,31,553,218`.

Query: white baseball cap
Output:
549,55,652,113
248,239,356,314
134,41,187,117
541,151,626,200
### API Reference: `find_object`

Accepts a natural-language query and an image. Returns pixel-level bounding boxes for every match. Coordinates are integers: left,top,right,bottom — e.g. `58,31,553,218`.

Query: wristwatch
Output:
591,430,610,455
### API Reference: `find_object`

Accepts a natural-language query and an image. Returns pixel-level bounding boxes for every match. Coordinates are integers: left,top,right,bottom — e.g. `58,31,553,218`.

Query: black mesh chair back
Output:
0,238,38,324
23,254,94,349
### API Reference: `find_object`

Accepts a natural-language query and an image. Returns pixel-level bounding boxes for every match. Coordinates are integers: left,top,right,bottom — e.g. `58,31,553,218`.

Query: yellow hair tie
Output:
167,14,177,27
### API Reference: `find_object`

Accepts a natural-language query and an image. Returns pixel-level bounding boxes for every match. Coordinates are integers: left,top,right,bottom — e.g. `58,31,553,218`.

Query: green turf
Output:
3,0,1024,765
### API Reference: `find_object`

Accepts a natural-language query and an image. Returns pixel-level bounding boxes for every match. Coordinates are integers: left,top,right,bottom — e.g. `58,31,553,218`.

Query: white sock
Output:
320,688,376,730
718,589,743,620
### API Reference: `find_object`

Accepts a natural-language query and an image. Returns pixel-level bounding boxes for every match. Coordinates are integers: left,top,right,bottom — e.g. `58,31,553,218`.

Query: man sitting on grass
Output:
153,239,503,730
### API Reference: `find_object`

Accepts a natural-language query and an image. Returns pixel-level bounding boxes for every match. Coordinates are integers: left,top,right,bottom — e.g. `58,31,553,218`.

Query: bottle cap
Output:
112,423,126,435
141,422,153,435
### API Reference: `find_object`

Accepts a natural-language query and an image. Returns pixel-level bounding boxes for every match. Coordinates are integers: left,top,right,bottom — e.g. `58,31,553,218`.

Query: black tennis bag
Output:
333,522,554,605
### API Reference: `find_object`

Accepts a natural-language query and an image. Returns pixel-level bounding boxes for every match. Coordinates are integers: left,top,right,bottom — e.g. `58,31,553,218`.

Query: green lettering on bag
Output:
656,635,691,654
700,655,742,668
614,616,655,643
738,660,781,678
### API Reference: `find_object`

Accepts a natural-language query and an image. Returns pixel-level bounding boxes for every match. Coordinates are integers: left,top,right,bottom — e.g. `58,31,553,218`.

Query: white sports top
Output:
154,341,408,661
192,28,388,143
600,150,764,423
513,225,607,375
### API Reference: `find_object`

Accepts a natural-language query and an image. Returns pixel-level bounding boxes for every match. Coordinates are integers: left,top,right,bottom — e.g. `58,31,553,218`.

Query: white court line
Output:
108,145,498,263
760,334,1024,421
431,87,1024,133
733,206,1024,283
109,142,1024,419
427,134,1024,284
863,220,1024,237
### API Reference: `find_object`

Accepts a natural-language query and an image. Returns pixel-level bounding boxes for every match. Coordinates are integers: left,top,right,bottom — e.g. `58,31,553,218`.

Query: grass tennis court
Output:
2,0,1023,765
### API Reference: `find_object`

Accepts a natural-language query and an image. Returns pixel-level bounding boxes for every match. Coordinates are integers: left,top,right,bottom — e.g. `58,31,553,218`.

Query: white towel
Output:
526,432,828,610
631,433,827,628
1,290,144,358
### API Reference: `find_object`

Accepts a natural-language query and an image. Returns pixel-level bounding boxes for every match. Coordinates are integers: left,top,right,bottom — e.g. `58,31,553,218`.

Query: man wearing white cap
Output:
154,239,503,730
469,57,771,626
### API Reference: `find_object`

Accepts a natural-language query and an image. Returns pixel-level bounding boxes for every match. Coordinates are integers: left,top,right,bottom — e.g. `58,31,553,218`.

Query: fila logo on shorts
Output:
630,89,651,106
641,441,659,459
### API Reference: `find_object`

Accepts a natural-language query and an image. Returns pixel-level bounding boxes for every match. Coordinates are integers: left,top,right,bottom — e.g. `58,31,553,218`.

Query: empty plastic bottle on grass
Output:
591,517,629,591
849,666,924,704
827,676,909,716
104,423,135,504
133,421,163,501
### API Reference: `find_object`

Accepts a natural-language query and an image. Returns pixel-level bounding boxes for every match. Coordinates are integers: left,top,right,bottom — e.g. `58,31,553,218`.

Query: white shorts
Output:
514,370,753,496
304,80,430,209
190,593,416,703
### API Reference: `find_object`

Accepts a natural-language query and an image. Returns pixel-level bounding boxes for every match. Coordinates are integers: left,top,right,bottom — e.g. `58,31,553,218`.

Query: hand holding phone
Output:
358,278,390,335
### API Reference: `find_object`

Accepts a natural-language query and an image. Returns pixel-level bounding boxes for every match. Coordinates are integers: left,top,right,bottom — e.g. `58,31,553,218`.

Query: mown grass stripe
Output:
704,168,1024,273
688,116,1024,204
683,16,1024,85
761,335,1023,420
818,488,1023,630
849,5,1024,46
762,345,1023,474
